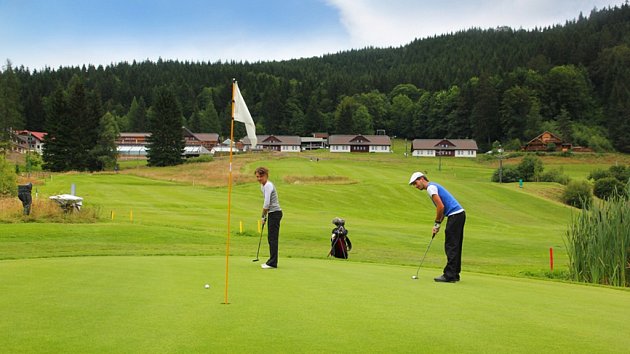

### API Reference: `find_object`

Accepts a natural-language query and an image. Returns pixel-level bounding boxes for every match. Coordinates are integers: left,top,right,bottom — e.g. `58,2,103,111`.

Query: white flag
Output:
233,82,257,149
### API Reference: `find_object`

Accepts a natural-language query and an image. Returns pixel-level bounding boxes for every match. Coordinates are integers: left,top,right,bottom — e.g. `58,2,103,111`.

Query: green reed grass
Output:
565,182,629,286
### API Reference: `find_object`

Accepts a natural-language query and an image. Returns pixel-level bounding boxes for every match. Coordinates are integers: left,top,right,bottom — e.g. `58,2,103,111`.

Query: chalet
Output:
116,127,218,157
328,134,392,153
241,135,301,152
522,131,572,152
14,130,47,154
411,139,478,157
182,127,220,150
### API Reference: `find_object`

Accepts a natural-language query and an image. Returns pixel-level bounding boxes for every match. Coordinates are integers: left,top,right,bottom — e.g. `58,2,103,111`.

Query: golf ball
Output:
411,276,418,279
204,284,210,289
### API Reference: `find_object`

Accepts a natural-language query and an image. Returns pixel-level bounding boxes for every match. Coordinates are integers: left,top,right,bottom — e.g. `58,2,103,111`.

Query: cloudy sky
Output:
0,0,625,70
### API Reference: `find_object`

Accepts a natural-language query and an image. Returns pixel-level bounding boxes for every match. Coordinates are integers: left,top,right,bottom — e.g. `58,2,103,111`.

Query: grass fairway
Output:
1,256,628,353
2,151,630,352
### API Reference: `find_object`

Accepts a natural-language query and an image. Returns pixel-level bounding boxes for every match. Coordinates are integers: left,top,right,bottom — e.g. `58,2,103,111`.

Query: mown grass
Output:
2,149,630,352
1,256,629,353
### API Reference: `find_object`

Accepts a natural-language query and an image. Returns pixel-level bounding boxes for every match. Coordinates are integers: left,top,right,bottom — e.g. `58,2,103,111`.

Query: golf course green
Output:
1,149,629,352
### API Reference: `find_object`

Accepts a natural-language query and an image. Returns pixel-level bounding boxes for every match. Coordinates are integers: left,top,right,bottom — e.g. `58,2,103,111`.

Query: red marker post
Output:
549,247,554,272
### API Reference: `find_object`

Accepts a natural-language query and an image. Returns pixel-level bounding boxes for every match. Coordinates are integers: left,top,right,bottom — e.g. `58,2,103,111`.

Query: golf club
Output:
412,232,436,279
252,218,266,262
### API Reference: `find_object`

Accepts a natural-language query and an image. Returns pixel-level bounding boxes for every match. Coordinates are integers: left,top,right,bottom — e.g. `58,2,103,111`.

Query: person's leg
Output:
443,213,464,280
452,212,465,279
266,211,282,267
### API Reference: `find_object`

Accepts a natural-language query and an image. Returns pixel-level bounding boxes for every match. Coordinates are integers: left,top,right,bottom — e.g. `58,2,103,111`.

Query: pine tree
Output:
0,60,23,146
90,112,119,170
42,86,69,171
147,86,184,167
127,96,147,132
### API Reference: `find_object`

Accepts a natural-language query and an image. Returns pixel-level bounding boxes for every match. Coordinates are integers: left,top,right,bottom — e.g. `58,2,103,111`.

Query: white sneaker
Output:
261,263,276,269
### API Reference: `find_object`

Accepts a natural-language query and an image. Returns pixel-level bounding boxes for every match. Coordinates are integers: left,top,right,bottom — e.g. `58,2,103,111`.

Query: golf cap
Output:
408,172,425,185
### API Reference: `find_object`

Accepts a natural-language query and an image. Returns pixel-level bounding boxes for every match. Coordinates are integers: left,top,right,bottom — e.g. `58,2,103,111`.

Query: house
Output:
241,135,301,152
411,139,478,157
182,127,220,150
328,134,392,153
300,137,327,150
115,127,218,157
522,131,572,152
14,130,47,154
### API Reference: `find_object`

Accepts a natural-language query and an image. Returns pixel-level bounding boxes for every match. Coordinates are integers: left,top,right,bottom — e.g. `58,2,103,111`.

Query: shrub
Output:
540,168,571,185
562,180,592,209
593,177,626,200
491,165,521,183
518,155,544,182
609,165,629,183
588,168,611,181
0,155,18,197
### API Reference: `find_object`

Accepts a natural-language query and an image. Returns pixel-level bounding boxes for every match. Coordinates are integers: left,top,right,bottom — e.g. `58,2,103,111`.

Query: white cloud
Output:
325,0,624,48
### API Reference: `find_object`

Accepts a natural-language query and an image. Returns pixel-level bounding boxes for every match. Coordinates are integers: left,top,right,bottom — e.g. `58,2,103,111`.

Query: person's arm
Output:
261,184,271,222
432,193,445,233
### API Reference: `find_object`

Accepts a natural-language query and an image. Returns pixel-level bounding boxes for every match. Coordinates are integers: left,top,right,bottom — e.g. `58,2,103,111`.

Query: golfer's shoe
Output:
434,274,456,283
261,263,276,269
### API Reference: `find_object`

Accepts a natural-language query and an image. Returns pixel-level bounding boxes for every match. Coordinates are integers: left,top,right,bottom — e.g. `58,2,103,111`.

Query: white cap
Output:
408,172,425,185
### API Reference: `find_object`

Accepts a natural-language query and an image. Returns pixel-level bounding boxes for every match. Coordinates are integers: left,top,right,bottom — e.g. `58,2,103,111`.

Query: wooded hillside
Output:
2,4,630,153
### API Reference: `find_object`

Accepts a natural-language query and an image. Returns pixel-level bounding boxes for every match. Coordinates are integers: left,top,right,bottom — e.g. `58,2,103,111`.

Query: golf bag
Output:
329,217,352,259
17,183,33,215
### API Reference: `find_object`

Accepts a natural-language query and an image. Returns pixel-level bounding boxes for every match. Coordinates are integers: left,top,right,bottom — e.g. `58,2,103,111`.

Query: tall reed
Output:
565,182,629,287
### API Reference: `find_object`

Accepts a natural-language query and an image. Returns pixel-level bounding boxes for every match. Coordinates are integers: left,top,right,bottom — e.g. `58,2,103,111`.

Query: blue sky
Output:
1,0,625,70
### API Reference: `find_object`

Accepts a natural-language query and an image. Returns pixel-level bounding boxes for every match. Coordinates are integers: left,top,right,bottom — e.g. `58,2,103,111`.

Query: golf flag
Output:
233,82,257,149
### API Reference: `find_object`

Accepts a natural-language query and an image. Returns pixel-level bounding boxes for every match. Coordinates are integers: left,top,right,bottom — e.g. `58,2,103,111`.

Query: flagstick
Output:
224,79,236,304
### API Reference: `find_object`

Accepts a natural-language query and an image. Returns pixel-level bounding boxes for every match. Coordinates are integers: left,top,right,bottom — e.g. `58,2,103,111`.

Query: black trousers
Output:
266,210,283,267
443,211,466,279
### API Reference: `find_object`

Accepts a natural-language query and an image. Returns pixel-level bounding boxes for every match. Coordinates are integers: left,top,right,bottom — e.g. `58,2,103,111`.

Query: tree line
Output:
1,4,630,170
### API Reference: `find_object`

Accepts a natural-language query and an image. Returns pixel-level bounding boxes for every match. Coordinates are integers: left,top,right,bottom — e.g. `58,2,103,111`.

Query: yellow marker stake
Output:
239,221,243,233
111,211,115,221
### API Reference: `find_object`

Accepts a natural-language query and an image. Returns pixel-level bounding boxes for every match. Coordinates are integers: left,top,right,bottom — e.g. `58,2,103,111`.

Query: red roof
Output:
16,130,47,141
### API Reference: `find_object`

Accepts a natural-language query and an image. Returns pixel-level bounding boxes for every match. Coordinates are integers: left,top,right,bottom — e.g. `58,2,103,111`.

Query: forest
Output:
1,3,629,168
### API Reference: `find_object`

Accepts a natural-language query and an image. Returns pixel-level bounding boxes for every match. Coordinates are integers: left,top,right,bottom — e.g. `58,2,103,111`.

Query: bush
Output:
518,155,544,181
609,165,629,183
588,168,611,181
540,168,571,185
0,155,18,197
491,165,521,182
593,177,626,200
562,180,592,209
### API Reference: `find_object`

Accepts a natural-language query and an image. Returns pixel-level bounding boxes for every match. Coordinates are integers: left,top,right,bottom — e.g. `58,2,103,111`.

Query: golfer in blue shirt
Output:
409,172,466,282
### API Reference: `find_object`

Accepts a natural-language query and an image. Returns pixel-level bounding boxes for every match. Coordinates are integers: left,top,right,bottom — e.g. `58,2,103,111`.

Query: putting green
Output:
1,256,628,353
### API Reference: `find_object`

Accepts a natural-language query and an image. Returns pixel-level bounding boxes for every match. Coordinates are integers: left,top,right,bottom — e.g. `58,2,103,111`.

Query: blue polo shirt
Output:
426,182,464,217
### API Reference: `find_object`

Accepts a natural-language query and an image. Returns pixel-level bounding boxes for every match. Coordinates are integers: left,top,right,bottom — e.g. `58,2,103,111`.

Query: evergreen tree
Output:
334,96,358,134
42,86,71,171
90,112,119,170
304,94,325,134
147,86,184,167
199,99,221,133
0,60,23,145
470,75,501,150
127,96,147,132
64,75,102,171
500,85,532,141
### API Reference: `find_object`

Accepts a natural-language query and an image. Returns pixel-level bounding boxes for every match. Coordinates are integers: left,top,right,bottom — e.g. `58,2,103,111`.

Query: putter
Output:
412,232,436,279
252,219,266,262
